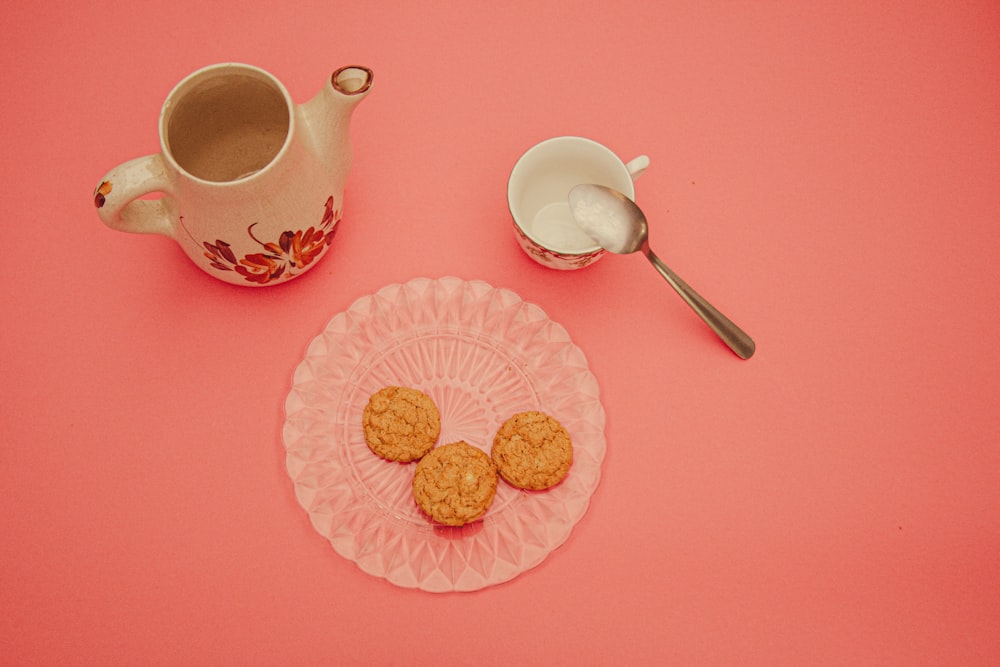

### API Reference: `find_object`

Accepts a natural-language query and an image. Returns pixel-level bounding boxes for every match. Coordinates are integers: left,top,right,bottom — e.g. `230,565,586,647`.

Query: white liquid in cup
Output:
529,202,599,253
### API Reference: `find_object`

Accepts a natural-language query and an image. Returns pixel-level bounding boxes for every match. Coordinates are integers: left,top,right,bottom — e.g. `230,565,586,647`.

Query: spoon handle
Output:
644,248,756,359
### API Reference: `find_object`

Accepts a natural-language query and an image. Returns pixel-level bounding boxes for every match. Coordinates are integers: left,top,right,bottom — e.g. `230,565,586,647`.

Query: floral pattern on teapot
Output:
197,195,340,285
94,181,112,208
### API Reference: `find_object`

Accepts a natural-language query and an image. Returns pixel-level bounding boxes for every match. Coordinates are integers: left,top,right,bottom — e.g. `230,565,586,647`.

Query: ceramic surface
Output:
507,136,648,270
93,63,373,285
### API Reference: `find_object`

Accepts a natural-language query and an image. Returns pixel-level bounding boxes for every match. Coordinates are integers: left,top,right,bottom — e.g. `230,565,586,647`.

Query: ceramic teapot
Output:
93,63,373,286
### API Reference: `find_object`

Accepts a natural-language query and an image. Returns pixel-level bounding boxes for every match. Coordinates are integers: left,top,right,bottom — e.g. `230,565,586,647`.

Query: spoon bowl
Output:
567,185,647,254
568,184,755,359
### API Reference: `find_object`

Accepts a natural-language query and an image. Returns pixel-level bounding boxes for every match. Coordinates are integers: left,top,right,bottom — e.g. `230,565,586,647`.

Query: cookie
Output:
491,411,573,490
362,386,441,463
412,441,498,526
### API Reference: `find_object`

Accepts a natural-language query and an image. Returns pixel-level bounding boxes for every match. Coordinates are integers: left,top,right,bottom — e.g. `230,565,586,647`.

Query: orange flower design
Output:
236,253,285,284
199,196,340,285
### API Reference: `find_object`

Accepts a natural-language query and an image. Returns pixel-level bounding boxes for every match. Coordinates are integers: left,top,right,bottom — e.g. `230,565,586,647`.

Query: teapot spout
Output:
299,65,373,176
302,66,372,124
332,66,373,97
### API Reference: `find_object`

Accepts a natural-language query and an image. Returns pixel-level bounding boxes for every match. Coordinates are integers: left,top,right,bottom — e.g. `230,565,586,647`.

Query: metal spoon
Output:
568,184,755,359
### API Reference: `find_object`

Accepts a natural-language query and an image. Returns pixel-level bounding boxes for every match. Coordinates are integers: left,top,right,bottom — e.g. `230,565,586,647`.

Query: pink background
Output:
3,1,999,663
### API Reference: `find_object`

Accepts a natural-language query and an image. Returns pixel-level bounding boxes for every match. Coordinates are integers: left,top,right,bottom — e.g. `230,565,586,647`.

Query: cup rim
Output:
507,135,635,256
157,62,296,188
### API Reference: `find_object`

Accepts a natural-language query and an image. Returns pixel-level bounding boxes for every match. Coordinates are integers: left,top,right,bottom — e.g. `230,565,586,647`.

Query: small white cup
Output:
507,136,648,270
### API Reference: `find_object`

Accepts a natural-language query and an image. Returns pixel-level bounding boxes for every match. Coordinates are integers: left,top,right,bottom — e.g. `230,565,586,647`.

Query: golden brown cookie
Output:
491,411,573,490
362,386,441,463
412,441,498,526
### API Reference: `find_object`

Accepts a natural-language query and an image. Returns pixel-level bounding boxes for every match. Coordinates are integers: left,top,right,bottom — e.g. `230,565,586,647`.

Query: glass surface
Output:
283,277,607,592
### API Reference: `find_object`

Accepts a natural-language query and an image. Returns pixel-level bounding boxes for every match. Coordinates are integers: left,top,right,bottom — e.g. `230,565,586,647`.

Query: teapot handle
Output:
93,153,177,238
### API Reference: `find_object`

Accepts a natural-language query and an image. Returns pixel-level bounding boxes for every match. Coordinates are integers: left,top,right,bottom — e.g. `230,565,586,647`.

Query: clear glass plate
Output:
282,277,606,592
